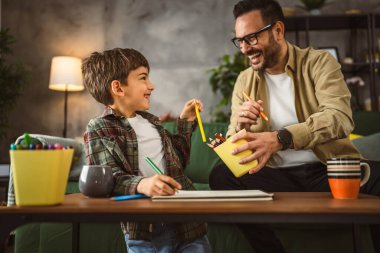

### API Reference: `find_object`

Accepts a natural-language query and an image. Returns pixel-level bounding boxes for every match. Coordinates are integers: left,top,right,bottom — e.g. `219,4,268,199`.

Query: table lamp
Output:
49,56,84,137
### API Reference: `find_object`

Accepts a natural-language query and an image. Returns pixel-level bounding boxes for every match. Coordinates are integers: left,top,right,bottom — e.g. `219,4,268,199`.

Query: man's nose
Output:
240,40,253,55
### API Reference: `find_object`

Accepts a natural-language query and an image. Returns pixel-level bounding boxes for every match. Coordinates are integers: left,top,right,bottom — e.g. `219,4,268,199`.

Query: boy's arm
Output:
166,118,196,169
84,119,144,195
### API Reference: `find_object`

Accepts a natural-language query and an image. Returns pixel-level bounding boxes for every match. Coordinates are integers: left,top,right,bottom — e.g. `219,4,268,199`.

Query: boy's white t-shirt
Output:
127,114,166,177
264,72,319,168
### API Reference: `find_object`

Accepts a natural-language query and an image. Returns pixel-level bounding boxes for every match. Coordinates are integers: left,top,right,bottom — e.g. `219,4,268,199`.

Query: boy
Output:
82,48,211,253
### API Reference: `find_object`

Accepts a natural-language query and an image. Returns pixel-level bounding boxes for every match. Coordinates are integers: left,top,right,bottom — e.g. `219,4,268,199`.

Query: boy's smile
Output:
111,66,154,118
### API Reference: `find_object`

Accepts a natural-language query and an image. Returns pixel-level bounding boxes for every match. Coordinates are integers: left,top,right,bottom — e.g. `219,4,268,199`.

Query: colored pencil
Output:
242,91,269,121
144,156,178,192
111,194,148,201
215,133,226,142
144,156,164,175
194,99,206,142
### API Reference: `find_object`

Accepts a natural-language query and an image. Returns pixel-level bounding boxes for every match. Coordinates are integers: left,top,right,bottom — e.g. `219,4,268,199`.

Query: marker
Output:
242,91,269,121
54,143,63,150
23,133,32,146
194,99,206,142
111,194,148,201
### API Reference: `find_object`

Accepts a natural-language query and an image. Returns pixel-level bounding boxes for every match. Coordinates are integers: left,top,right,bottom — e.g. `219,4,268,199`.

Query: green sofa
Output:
9,111,380,253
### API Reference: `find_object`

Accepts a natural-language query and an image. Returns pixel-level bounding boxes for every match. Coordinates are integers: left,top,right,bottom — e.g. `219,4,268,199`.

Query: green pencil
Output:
144,156,178,192
144,156,164,175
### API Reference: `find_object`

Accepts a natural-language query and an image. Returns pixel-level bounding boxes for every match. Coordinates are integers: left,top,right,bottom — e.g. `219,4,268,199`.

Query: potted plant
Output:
208,51,248,122
0,28,27,141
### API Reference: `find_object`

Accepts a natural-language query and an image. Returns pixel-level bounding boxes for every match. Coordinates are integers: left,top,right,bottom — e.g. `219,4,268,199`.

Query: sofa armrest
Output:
352,133,380,161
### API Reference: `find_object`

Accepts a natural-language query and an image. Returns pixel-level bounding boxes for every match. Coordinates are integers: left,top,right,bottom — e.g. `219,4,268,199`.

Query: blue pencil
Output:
111,194,148,201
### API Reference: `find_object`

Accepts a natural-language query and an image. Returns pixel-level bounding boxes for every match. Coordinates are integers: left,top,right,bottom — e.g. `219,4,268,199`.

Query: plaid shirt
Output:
84,107,207,242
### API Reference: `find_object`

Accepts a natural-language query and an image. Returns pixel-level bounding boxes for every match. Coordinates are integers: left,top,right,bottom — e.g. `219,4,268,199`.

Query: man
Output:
209,0,380,252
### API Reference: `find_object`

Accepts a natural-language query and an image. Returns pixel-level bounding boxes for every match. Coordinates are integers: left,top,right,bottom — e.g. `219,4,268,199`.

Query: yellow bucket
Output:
10,149,74,206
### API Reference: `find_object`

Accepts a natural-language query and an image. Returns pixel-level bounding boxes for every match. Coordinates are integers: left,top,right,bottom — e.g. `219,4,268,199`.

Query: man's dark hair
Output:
82,48,150,106
233,0,284,24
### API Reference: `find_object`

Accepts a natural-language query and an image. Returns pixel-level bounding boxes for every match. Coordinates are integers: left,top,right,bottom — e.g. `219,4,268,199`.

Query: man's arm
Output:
286,51,354,150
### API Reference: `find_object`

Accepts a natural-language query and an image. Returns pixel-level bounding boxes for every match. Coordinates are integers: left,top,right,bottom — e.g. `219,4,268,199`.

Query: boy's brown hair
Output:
82,48,150,106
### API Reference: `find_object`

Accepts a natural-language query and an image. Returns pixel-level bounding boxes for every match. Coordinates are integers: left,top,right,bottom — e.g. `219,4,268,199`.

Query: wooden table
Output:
1,192,380,253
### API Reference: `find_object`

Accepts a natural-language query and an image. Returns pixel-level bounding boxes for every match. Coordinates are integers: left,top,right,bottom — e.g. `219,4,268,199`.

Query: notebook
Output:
152,190,273,202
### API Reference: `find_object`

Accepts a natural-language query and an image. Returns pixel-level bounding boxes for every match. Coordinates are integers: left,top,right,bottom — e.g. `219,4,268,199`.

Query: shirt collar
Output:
102,106,122,118
101,107,160,124
285,41,295,73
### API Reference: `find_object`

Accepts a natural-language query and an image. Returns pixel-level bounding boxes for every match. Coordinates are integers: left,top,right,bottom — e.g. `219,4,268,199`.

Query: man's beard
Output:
247,32,280,72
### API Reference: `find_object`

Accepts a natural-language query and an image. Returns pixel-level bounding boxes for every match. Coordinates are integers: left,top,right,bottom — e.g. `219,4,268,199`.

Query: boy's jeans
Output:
124,223,212,253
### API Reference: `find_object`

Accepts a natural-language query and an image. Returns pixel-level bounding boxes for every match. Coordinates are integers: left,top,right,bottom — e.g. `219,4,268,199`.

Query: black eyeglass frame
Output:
231,23,275,49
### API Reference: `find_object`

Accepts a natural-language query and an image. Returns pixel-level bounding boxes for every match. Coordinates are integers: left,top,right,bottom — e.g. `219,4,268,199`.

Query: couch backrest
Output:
163,122,229,184
352,111,380,135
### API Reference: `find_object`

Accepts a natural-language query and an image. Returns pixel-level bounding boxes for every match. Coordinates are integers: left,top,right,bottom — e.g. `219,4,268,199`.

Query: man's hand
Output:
137,175,182,196
230,131,282,174
236,99,264,132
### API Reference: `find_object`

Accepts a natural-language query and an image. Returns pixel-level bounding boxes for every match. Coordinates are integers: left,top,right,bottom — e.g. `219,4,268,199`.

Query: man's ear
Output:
110,80,124,96
274,21,285,40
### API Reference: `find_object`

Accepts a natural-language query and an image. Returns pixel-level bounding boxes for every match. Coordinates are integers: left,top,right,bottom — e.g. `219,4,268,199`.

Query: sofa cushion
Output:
352,132,380,161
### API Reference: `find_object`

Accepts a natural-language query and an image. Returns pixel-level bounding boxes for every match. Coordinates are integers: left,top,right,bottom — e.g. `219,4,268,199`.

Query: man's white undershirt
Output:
264,72,319,167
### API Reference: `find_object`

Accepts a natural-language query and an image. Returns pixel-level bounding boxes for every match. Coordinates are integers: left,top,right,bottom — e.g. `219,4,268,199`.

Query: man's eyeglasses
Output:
231,23,274,49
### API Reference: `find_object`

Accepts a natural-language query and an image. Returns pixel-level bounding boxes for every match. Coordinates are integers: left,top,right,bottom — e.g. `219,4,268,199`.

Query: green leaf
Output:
0,28,27,140
207,51,248,122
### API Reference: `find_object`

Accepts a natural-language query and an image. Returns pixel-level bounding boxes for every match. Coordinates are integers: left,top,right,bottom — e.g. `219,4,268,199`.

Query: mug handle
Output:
360,162,371,187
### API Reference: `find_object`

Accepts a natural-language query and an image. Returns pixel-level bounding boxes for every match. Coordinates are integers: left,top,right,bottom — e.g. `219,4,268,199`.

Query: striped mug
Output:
327,158,370,199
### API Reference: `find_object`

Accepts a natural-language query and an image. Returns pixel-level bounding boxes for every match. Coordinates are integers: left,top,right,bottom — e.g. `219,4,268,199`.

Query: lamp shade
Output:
49,56,84,92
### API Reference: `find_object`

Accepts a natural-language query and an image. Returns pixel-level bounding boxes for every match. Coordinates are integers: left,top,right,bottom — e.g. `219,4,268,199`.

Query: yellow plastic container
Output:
214,129,258,177
10,149,74,206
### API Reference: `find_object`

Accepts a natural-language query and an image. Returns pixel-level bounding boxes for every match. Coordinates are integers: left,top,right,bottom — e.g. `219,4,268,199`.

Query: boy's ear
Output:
110,80,124,96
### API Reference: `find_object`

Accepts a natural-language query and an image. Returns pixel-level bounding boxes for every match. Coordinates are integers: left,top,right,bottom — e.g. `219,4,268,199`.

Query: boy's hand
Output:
136,175,182,196
180,99,203,122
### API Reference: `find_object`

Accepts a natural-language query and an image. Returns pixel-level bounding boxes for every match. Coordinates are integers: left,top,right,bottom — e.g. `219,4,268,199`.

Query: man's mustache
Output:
246,48,262,56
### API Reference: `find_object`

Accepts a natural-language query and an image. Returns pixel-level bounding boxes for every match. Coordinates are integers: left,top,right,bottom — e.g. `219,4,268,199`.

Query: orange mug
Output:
327,158,370,199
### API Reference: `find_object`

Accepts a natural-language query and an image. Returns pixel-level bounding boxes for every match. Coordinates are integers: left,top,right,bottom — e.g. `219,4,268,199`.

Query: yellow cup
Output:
214,129,258,177
10,149,74,206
